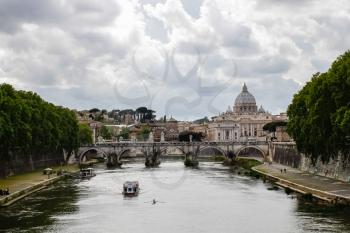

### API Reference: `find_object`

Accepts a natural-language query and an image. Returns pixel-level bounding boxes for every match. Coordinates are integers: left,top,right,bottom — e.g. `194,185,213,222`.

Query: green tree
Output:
0,83,80,165
138,125,151,141
263,121,287,132
79,124,93,145
178,131,203,142
287,50,350,163
100,125,112,140
119,127,129,140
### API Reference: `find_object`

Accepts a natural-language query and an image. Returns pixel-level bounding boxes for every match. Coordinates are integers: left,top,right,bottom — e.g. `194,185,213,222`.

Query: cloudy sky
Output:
0,0,349,120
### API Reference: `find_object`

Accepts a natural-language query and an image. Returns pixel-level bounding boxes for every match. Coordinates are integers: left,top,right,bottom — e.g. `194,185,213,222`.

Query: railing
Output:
80,141,268,148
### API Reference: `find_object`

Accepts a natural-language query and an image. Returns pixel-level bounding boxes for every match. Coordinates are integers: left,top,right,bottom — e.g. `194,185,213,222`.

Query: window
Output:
226,130,229,140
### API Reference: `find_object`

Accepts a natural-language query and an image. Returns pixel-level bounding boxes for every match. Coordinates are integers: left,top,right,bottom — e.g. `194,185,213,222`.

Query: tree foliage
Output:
79,124,93,145
263,121,287,132
0,84,79,162
137,125,151,141
287,51,350,163
100,125,112,140
118,127,129,140
178,131,203,142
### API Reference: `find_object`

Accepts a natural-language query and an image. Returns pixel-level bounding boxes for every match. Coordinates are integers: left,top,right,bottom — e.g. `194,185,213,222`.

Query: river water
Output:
1,160,350,233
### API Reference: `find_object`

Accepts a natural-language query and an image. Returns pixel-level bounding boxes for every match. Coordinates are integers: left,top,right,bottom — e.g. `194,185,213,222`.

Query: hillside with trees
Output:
287,51,350,163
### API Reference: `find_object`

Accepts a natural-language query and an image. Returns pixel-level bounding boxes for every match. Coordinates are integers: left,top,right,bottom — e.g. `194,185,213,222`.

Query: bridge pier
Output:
106,152,122,168
145,146,161,167
184,152,199,167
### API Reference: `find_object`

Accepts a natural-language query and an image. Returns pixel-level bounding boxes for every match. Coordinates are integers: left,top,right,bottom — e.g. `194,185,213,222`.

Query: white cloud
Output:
0,0,349,119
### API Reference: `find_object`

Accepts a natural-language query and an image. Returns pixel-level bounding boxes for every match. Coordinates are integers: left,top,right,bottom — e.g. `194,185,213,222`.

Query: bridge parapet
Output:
80,140,268,148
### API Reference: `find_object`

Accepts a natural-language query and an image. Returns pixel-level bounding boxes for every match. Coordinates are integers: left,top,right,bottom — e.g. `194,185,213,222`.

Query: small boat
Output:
123,181,139,196
80,167,96,178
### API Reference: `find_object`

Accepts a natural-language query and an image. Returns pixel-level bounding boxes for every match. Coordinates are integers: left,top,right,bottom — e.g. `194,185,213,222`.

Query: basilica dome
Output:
233,83,257,113
234,83,256,105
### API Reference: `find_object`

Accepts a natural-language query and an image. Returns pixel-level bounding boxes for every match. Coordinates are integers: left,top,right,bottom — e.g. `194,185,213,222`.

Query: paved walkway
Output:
254,163,350,201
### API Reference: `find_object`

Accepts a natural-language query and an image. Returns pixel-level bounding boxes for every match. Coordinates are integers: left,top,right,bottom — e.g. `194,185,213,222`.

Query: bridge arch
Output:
198,146,227,157
79,147,107,162
159,146,186,156
235,145,265,158
119,149,131,158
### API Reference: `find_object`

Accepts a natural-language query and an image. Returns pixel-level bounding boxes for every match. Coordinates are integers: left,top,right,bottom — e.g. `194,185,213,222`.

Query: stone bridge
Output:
77,141,270,167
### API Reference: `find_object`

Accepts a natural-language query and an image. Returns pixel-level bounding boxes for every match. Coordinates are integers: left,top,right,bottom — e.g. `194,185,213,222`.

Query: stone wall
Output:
0,151,65,178
271,142,301,168
271,142,350,182
300,154,350,182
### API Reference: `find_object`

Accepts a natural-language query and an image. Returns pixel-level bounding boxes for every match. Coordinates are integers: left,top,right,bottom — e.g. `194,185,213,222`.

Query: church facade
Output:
207,84,280,142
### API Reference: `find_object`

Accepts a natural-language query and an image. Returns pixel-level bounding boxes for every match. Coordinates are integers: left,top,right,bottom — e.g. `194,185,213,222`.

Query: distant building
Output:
146,117,179,141
178,121,209,139
208,83,287,142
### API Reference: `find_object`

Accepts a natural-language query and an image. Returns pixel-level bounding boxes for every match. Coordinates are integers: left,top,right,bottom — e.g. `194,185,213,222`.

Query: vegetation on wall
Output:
287,50,350,163
0,84,79,162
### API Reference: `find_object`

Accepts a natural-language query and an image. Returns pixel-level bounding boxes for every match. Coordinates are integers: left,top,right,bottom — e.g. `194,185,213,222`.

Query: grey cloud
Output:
0,0,348,120
0,0,120,34
221,24,260,54
235,56,291,77
256,0,317,9
0,0,65,33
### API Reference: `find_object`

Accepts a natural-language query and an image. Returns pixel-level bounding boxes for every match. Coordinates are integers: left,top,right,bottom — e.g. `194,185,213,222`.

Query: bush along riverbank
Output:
223,157,263,177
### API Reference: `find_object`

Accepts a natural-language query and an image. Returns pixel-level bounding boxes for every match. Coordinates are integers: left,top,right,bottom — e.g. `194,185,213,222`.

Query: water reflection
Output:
0,180,79,233
0,161,350,233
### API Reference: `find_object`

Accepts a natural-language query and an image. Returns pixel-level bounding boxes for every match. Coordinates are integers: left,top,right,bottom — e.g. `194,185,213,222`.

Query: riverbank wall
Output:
270,142,350,182
252,164,350,205
0,151,66,178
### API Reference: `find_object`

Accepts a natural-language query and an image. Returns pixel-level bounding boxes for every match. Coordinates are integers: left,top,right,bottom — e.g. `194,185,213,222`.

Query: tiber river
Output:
1,160,350,233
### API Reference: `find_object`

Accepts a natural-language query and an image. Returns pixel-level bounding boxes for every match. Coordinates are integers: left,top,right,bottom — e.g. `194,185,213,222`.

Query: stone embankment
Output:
0,164,80,207
252,162,350,205
0,175,65,207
